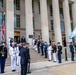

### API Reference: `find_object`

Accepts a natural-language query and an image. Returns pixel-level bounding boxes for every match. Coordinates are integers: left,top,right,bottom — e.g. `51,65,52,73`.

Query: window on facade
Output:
70,10,72,20
33,17,35,29
14,14,20,28
0,12,3,26
51,20,54,30
38,0,40,14
50,5,53,16
14,0,20,10
60,8,64,18
32,0,34,13
60,21,65,32
0,0,3,7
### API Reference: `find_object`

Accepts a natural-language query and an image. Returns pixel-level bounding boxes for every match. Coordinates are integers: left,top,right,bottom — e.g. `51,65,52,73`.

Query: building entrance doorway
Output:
62,34,66,47
14,31,20,43
51,33,66,46
51,33,55,42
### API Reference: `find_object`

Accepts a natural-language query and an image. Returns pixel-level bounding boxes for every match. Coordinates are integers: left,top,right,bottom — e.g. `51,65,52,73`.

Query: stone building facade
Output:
0,0,76,45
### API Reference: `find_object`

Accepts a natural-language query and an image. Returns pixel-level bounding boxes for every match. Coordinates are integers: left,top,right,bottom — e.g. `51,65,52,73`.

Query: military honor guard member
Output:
47,43,52,61
52,43,57,62
44,42,48,58
9,43,17,72
57,42,62,63
14,43,20,66
0,43,7,74
69,42,75,61
37,40,40,53
40,41,44,56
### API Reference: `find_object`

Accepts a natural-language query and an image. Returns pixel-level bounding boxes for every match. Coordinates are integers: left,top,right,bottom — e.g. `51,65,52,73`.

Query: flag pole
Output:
3,12,6,43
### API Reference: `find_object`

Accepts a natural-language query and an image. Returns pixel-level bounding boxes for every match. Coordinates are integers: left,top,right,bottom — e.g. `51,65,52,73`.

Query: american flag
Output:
1,19,5,41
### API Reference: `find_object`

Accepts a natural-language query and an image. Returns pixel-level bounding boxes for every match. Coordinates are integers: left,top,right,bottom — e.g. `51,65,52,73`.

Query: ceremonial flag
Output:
69,27,76,39
1,18,5,41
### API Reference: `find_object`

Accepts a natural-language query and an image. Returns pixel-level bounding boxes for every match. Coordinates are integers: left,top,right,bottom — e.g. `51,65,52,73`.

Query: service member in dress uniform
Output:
9,43,16,72
69,42,75,61
32,38,35,48
47,43,52,61
52,43,57,62
44,42,48,58
0,43,7,73
57,42,62,63
37,40,40,53
40,41,44,56
14,43,19,66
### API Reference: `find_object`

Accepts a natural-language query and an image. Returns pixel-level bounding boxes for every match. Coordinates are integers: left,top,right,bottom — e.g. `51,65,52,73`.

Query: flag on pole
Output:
69,27,76,39
1,18,5,41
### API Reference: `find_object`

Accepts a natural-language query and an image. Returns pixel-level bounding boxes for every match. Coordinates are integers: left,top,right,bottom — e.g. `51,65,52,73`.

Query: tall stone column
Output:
52,0,62,45
25,0,33,45
40,0,49,43
6,0,14,44
63,0,72,44
72,2,76,42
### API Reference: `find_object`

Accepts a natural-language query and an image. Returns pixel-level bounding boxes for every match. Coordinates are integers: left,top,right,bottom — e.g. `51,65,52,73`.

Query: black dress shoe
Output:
12,70,16,72
58,62,62,63
27,72,31,74
53,61,57,62
72,60,75,61
1,72,5,73
17,65,19,66
49,60,52,61
12,70,14,72
13,70,16,71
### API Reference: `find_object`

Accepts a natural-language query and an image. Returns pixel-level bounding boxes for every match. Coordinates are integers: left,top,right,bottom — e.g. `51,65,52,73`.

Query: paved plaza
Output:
30,63,76,75
1,48,76,75
2,60,76,75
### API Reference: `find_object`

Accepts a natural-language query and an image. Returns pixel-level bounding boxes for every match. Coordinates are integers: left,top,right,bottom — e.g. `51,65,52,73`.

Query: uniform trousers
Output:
16,54,20,65
48,50,52,60
0,58,6,73
71,51,74,61
44,50,47,58
11,56,16,70
53,53,57,61
41,47,44,56
34,45,37,51
37,46,40,53
58,53,62,63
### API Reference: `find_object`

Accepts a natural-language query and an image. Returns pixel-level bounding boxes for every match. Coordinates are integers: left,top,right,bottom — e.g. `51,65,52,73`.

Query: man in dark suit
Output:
21,36,26,43
57,42,62,63
19,43,29,75
0,43,7,73
69,42,75,61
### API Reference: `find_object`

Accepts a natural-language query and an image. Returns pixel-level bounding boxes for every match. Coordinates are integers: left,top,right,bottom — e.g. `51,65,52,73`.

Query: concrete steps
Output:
6,57,11,66
5,49,48,66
